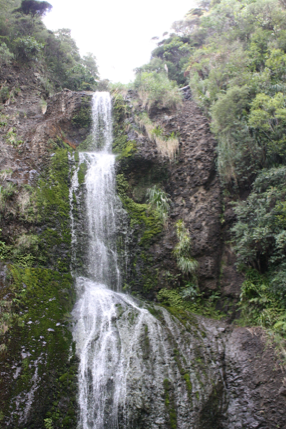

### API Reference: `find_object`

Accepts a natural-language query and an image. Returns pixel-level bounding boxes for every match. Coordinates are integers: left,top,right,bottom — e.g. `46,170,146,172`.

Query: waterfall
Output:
70,92,225,429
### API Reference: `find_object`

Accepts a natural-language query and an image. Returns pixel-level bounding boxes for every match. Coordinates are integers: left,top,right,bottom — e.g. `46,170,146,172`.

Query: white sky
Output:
43,0,195,83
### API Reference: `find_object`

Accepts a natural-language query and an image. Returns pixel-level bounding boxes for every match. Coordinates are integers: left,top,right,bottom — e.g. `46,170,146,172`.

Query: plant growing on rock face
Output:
136,113,179,159
134,71,182,111
173,220,198,279
146,185,171,224
0,229,8,261
0,86,9,104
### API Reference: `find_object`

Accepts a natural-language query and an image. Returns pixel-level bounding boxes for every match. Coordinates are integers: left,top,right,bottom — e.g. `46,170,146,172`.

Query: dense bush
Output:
13,35,44,61
134,71,182,110
233,167,286,285
0,42,14,65
0,0,99,92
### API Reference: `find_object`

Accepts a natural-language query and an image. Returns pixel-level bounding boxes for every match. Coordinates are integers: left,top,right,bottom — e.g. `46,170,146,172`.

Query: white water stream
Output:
70,93,172,429
70,92,214,429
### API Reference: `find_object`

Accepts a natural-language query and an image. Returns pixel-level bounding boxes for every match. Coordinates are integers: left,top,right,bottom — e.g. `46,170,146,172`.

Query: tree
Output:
15,0,52,17
82,53,99,79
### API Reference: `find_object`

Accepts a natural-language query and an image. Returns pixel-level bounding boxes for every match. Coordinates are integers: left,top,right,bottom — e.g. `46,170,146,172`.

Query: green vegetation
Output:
173,220,198,278
132,0,286,335
134,71,182,110
116,174,163,247
0,0,99,92
157,287,223,320
163,378,177,429
135,112,179,158
0,42,14,66
0,266,77,427
0,143,77,426
72,97,92,128
146,185,170,224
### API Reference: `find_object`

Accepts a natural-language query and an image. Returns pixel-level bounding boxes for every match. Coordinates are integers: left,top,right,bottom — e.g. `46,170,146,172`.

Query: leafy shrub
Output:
13,36,44,61
44,418,53,429
238,269,286,337
248,92,286,164
0,42,14,66
134,71,182,110
15,0,52,17
157,287,223,319
232,166,286,292
173,220,198,278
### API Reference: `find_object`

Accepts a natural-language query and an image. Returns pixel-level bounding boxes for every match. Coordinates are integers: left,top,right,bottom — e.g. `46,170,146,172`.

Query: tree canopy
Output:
0,0,99,91
15,0,52,17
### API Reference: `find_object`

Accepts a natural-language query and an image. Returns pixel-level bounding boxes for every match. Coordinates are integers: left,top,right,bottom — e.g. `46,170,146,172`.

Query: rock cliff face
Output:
0,67,285,428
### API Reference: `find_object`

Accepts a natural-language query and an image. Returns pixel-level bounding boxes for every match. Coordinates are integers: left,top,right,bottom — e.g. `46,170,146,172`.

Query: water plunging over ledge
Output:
70,92,226,429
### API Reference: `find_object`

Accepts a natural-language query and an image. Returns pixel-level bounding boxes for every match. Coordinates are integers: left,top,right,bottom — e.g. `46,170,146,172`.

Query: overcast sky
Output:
43,0,195,83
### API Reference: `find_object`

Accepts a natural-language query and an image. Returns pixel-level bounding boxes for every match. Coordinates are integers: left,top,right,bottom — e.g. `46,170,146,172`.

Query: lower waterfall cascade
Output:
69,92,228,429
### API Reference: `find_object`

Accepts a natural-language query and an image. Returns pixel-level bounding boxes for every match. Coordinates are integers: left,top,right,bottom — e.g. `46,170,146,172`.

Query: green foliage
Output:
72,103,92,128
36,148,72,272
0,86,9,104
248,92,286,163
5,127,23,146
77,134,93,151
77,160,87,185
0,1,98,92
157,288,223,319
169,0,286,184
44,418,53,429
0,266,78,427
151,125,163,137
232,166,286,285
146,0,286,330
150,36,191,86
173,220,198,278
136,112,179,159
0,42,14,65
111,93,137,159
134,71,182,110
15,0,52,17
13,35,44,61
116,174,163,247
237,269,286,340
0,146,77,425
146,185,170,224
0,229,8,261
82,52,99,79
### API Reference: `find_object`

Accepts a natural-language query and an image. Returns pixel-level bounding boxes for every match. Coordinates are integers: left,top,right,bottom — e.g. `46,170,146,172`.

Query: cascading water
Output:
70,92,226,429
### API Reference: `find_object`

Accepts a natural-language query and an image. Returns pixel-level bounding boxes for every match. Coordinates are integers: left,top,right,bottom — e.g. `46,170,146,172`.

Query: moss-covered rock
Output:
0,267,77,428
0,144,78,428
71,97,92,129
36,148,72,273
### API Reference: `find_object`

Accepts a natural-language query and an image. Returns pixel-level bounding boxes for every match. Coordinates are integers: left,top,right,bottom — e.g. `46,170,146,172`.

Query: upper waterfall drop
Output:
91,91,113,152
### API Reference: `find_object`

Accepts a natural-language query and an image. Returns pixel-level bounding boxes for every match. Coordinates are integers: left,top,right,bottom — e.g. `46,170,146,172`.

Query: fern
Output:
146,185,171,224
